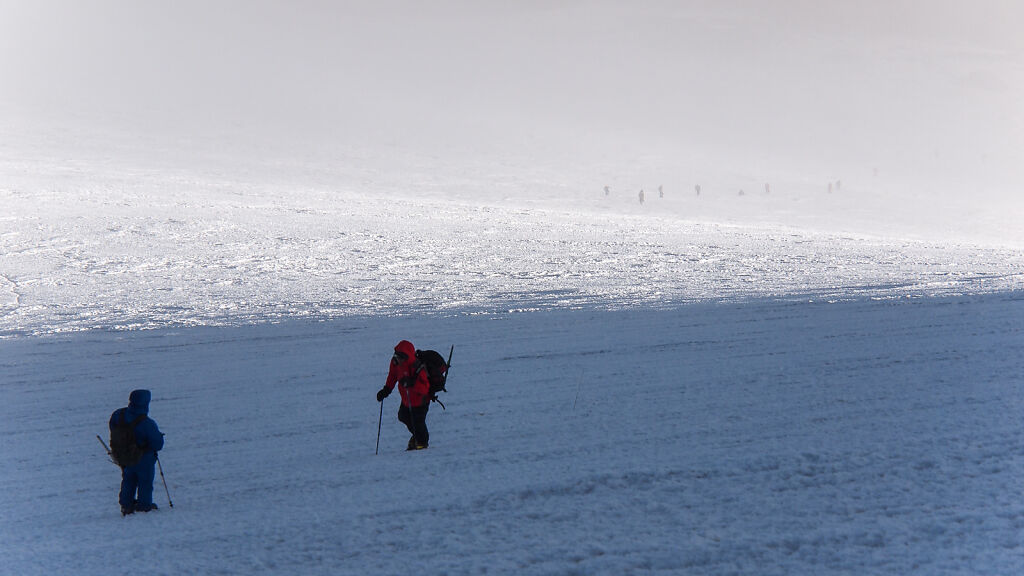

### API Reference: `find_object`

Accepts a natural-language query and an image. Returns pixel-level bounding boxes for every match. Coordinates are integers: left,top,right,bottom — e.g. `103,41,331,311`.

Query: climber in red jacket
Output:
377,340,431,450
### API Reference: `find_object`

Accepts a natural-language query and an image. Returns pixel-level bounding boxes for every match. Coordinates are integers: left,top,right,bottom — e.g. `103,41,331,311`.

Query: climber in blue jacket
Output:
108,389,164,516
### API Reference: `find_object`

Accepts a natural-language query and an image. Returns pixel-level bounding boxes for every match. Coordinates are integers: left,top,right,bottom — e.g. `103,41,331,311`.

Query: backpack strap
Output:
120,409,147,427
411,357,447,409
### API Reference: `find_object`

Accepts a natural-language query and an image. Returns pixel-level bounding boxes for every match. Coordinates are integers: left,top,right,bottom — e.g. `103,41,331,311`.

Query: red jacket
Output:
384,340,430,407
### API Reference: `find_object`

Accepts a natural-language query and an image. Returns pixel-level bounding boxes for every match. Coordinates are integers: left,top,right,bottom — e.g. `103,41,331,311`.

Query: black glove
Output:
376,386,391,402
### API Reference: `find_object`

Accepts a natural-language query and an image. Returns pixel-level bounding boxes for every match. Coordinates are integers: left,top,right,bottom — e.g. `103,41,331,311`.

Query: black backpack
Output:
415,347,452,407
110,410,147,468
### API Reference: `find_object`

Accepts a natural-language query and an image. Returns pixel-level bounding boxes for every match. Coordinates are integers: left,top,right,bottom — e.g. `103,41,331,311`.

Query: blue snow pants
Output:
119,452,157,509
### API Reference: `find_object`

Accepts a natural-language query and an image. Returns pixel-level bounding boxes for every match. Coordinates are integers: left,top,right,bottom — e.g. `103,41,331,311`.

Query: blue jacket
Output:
109,389,164,467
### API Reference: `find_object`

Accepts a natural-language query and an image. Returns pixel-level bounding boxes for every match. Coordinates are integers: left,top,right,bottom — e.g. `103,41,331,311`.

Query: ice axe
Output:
96,434,117,466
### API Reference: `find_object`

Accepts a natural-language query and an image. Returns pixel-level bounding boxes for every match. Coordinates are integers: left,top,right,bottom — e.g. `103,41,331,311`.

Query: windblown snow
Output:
2,1,1024,575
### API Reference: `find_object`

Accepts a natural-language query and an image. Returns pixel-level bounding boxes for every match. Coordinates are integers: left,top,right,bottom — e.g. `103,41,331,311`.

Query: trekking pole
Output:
375,398,384,455
155,454,174,508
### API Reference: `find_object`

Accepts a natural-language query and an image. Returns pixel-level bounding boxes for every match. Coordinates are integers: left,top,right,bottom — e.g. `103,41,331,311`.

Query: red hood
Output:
395,340,416,365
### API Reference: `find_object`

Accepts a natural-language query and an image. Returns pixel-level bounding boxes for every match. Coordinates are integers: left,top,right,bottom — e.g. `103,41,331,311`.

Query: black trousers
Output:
397,402,430,446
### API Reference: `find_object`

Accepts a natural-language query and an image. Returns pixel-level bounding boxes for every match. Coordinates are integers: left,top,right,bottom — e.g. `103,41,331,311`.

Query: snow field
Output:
3,166,1023,338
2,294,1022,575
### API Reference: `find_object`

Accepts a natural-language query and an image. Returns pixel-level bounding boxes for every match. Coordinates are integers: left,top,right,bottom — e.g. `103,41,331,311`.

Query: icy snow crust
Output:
2,163,1023,338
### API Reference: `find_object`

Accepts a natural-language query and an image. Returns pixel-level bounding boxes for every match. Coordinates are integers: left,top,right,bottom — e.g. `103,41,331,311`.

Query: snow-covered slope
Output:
2,150,1022,572
2,295,1023,575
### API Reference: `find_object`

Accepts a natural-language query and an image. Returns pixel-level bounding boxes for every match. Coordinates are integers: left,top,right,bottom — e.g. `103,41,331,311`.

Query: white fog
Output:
2,1,1022,245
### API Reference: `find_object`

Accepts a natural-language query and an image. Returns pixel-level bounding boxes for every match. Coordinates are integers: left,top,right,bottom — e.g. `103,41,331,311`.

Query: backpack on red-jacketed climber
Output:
414,346,453,408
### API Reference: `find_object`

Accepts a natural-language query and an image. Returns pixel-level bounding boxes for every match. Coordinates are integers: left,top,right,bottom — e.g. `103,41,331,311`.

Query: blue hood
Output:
127,389,151,417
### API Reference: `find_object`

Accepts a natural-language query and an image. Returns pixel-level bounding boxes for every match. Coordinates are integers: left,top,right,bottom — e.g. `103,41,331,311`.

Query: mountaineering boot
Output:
135,502,159,513
407,436,417,451
121,505,134,517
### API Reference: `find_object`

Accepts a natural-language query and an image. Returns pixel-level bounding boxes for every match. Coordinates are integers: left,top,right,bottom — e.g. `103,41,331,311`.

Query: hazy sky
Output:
2,1,1022,195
